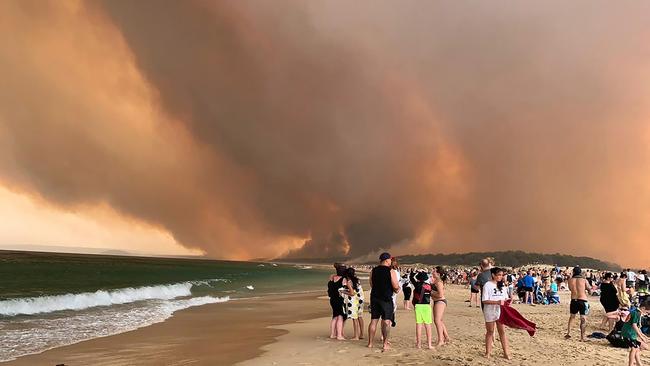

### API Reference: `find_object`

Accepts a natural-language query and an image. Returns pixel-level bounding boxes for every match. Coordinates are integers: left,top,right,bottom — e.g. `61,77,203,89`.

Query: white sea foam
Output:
0,295,229,362
0,281,225,316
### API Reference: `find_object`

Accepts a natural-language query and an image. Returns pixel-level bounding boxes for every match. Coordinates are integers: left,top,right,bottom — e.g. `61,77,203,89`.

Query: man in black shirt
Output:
367,252,400,350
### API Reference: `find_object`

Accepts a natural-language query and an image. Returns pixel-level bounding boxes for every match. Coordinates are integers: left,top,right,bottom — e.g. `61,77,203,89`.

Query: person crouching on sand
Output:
482,267,511,359
621,300,650,366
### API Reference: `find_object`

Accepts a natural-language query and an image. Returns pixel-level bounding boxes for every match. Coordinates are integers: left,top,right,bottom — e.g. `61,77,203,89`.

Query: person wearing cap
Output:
367,252,400,350
565,266,590,341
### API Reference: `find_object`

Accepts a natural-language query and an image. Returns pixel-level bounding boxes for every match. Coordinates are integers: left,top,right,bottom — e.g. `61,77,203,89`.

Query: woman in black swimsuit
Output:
403,272,413,310
328,263,348,340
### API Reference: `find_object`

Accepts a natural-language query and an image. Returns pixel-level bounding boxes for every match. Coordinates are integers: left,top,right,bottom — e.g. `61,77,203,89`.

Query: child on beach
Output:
621,300,649,366
344,267,365,340
482,267,511,359
410,270,433,349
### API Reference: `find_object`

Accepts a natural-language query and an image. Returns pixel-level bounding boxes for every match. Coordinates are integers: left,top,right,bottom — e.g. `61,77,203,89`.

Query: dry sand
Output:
240,286,648,366
4,286,648,365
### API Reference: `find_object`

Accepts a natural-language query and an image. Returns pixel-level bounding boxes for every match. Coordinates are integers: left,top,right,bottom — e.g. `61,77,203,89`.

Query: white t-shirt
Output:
482,281,508,322
627,271,637,281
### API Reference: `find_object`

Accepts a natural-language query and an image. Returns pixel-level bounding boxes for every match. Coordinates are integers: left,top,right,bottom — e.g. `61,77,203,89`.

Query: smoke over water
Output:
1,1,650,266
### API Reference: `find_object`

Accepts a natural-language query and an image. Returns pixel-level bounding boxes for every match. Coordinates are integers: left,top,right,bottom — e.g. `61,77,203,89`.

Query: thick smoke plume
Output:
1,1,650,265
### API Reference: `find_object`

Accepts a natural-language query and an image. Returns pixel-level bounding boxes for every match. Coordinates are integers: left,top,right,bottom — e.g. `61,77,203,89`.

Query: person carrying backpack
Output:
410,270,433,349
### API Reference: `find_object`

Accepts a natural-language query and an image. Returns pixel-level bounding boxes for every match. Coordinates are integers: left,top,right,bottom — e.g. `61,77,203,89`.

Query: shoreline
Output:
2,291,329,366
4,286,648,365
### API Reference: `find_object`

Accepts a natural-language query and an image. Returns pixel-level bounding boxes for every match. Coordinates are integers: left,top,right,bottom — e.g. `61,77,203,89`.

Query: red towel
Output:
498,302,536,336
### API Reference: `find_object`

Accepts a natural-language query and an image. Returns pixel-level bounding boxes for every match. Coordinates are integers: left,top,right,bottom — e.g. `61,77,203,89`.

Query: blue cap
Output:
379,252,391,261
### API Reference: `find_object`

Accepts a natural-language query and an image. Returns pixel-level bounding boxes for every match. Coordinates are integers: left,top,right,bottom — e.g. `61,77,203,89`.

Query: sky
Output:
1,1,649,266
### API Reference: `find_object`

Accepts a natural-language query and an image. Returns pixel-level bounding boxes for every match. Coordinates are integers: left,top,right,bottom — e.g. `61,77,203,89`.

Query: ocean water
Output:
0,251,327,362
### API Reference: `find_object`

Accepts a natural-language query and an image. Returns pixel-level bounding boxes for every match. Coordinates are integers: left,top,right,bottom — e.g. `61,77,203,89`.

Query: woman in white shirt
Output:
482,267,511,360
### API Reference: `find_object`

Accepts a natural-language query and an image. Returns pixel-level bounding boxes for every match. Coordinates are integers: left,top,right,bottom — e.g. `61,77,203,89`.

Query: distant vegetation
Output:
277,250,621,271
396,251,621,271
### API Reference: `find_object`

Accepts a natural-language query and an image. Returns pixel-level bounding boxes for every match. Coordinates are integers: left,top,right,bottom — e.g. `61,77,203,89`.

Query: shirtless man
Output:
565,267,589,341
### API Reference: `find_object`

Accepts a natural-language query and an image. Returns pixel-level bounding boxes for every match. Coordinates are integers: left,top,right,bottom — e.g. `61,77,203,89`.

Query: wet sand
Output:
4,286,648,366
2,292,328,366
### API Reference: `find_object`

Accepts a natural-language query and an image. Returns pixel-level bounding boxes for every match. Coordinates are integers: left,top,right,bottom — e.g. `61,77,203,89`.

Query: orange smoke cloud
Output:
1,1,650,266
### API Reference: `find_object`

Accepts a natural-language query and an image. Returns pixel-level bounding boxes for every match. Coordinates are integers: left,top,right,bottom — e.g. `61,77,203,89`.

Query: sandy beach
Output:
242,286,649,366
2,293,329,366
4,286,648,366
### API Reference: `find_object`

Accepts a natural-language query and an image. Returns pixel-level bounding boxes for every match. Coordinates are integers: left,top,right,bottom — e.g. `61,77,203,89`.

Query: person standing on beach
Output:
391,257,400,325
482,267,511,359
469,270,480,307
328,263,348,340
618,272,632,309
410,270,433,349
522,270,535,305
431,266,450,346
344,267,365,340
367,252,400,350
402,272,413,310
599,272,620,331
475,258,494,308
565,266,589,341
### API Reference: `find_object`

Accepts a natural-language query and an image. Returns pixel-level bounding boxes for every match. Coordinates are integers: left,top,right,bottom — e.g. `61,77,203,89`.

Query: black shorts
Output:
523,286,533,292
370,298,395,321
471,287,479,294
623,338,642,348
570,299,590,315
403,287,412,300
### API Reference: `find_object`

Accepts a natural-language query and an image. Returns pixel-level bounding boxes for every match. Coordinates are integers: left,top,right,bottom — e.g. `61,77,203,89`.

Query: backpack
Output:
606,320,628,348
412,283,431,305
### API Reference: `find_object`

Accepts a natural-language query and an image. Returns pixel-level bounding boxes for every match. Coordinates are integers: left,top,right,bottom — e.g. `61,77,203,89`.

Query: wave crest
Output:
0,282,207,316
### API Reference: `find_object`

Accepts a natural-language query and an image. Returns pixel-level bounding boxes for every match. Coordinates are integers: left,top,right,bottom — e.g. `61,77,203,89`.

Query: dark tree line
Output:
395,251,621,271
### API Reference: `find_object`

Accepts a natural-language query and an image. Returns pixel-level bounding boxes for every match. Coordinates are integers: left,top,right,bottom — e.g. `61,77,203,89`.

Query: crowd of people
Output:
327,255,650,363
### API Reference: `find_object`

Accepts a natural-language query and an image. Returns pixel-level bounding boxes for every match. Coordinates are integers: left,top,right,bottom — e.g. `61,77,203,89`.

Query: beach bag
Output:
412,283,431,305
606,320,628,348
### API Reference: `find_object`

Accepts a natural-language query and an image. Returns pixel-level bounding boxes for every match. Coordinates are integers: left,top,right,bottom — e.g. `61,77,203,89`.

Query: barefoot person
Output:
410,270,433,349
565,266,590,341
482,267,511,359
402,273,413,310
328,263,348,340
599,272,620,331
432,266,450,346
469,270,480,307
344,267,365,340
367,253,400,350
621,300,650,366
